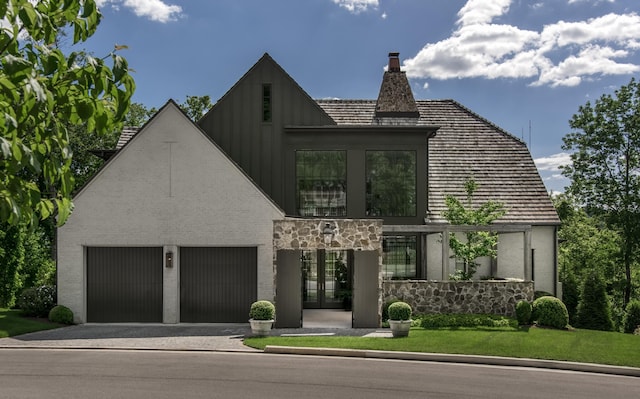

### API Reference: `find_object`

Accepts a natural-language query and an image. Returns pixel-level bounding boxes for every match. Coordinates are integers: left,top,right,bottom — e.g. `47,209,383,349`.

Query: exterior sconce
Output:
165,251,173,268
323,223,335,245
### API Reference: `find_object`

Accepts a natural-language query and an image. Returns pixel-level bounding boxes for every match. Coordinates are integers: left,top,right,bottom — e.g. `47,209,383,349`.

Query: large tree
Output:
0,0,135,227
562,78,640,306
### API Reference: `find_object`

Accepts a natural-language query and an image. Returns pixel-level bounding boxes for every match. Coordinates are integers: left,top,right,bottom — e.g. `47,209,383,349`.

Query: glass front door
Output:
302,250,351,309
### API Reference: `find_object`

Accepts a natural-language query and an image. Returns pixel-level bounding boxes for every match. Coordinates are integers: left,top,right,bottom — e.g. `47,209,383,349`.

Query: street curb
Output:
0,345,260,353
263,345,640,377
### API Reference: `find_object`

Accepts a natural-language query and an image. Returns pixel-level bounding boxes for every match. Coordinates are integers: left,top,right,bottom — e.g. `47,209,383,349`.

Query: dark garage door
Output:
87,247,163,323
180,247,257,323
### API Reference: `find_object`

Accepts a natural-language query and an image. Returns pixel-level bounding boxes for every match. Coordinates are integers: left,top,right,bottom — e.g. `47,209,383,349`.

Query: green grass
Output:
245,326,640,368
0,308,63,338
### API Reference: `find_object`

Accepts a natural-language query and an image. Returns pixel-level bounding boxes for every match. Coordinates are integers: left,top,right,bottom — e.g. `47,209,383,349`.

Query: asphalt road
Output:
1,349,638,398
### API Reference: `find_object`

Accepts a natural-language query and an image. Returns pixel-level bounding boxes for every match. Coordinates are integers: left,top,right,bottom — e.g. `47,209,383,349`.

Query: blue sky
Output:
80,0,640,193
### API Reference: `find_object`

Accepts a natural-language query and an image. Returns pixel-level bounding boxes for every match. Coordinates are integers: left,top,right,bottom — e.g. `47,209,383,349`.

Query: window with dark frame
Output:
296,150,347,217
382,236,417,279
366,150,417,217
262,84,272,122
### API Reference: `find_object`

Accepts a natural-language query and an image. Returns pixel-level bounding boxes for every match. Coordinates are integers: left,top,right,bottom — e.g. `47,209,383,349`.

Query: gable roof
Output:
199,53,335,125
317,99,560,225
75,100,284,214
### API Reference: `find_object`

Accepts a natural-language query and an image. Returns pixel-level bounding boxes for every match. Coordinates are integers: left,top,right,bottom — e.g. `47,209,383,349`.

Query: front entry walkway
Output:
303,309,352,328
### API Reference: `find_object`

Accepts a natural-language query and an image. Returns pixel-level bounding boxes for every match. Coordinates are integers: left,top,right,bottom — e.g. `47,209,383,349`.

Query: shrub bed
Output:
17,285,56,317
418,313,516,328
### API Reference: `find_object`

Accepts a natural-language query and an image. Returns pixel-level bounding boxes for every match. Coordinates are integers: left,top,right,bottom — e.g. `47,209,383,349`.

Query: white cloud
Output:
534,152,571,171
96,0,183,23
332,0,379,14
403,1,640,87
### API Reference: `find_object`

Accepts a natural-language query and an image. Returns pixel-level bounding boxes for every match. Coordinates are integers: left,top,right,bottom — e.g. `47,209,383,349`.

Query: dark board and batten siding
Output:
198,54,335,209
180,247,257,323
86,247,163,323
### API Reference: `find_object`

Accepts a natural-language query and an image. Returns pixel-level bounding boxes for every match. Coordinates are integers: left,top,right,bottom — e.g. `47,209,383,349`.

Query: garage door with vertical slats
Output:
180,247,257,323
87,247,163,323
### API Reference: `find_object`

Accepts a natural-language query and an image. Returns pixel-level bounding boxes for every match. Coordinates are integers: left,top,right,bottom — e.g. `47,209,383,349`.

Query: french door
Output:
302,250,351,309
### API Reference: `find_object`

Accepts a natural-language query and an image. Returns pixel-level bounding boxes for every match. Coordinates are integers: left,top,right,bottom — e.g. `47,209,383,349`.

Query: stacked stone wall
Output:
383,280,534,317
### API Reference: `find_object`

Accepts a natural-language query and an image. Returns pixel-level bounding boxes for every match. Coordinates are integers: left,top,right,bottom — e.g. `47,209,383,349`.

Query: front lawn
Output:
0,308,63,338
244,326,640,368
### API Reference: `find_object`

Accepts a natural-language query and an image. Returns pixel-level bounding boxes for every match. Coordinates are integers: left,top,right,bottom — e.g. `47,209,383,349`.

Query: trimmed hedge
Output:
49,305,74,325
532,296,569,329
419,313,516,328
515,301,532,325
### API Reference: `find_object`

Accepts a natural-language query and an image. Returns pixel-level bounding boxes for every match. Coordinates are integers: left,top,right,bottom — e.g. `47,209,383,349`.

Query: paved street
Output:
2,349,639,398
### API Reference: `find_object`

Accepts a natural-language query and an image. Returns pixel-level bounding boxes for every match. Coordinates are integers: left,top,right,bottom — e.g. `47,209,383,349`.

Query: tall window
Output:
366,151,416,216
296,150,346,216
262,84,272,122
382,236,417,279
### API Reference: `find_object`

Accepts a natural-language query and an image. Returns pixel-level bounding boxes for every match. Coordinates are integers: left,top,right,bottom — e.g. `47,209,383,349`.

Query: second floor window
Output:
296,150,347,217
366,150,416,217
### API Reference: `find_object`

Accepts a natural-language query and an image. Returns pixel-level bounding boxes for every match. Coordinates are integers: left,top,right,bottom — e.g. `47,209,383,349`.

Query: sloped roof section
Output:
317,99,560,225
116,127,138,150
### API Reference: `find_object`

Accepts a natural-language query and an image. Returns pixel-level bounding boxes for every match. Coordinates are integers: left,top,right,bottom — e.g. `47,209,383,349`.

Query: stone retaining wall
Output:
383,280,534,317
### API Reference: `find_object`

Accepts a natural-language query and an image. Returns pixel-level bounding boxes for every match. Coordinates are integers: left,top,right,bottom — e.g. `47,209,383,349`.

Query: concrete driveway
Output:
0,324,258,352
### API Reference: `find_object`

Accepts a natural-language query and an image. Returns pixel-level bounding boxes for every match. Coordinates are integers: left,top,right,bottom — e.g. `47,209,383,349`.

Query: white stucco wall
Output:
531,225,557,295
57,102,284,323
426,227,557,295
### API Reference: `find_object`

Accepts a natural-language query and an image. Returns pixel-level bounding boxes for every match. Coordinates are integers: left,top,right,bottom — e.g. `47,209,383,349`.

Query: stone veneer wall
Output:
273,219,383,251
383,280,534,317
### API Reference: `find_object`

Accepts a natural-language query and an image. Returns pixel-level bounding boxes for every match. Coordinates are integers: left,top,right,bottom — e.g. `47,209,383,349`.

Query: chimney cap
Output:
388,52,401,72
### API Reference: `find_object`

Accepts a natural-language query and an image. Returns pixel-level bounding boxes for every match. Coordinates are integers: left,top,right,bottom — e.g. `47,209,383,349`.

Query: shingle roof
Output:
116,127,138,150
317,99,560,225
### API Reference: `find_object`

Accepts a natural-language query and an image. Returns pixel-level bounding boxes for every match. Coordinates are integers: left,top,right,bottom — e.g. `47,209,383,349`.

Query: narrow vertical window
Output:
262,84,272,122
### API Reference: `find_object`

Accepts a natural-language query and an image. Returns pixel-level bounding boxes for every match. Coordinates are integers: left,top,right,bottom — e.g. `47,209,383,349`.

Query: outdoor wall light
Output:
165,251,173,268
323,223,335,244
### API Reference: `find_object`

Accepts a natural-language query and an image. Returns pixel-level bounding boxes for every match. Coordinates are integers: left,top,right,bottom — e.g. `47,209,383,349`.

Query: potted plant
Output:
387,301,412,338
249,300,275,336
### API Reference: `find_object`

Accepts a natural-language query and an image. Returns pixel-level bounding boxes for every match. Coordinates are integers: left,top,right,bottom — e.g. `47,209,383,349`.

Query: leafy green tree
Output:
181,95,212,122
443,177,506,279
21,225,56,288
124,102,157,127
553,194,624,312
562,78,640,306
0,0,135,227
0,223,25,307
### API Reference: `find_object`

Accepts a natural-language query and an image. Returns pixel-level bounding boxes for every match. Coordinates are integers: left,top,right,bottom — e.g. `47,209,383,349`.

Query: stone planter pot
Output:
249,319,274,336
388,319,411,338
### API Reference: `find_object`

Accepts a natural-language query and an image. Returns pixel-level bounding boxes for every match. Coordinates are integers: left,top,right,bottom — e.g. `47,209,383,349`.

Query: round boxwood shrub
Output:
532,296,569,329
382,299,400,322
249,300,275,321
17,285,56,317
623,300,640,334
515,300,532,325
48,305,74,325
387,301,412,321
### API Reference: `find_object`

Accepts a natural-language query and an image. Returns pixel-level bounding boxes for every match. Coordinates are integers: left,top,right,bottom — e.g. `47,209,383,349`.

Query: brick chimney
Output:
388,52,401,72
374,52,420,122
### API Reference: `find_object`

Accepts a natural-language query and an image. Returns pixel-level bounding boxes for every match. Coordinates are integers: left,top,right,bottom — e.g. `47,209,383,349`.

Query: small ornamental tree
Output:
443,178,506,279
575,271,614,331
